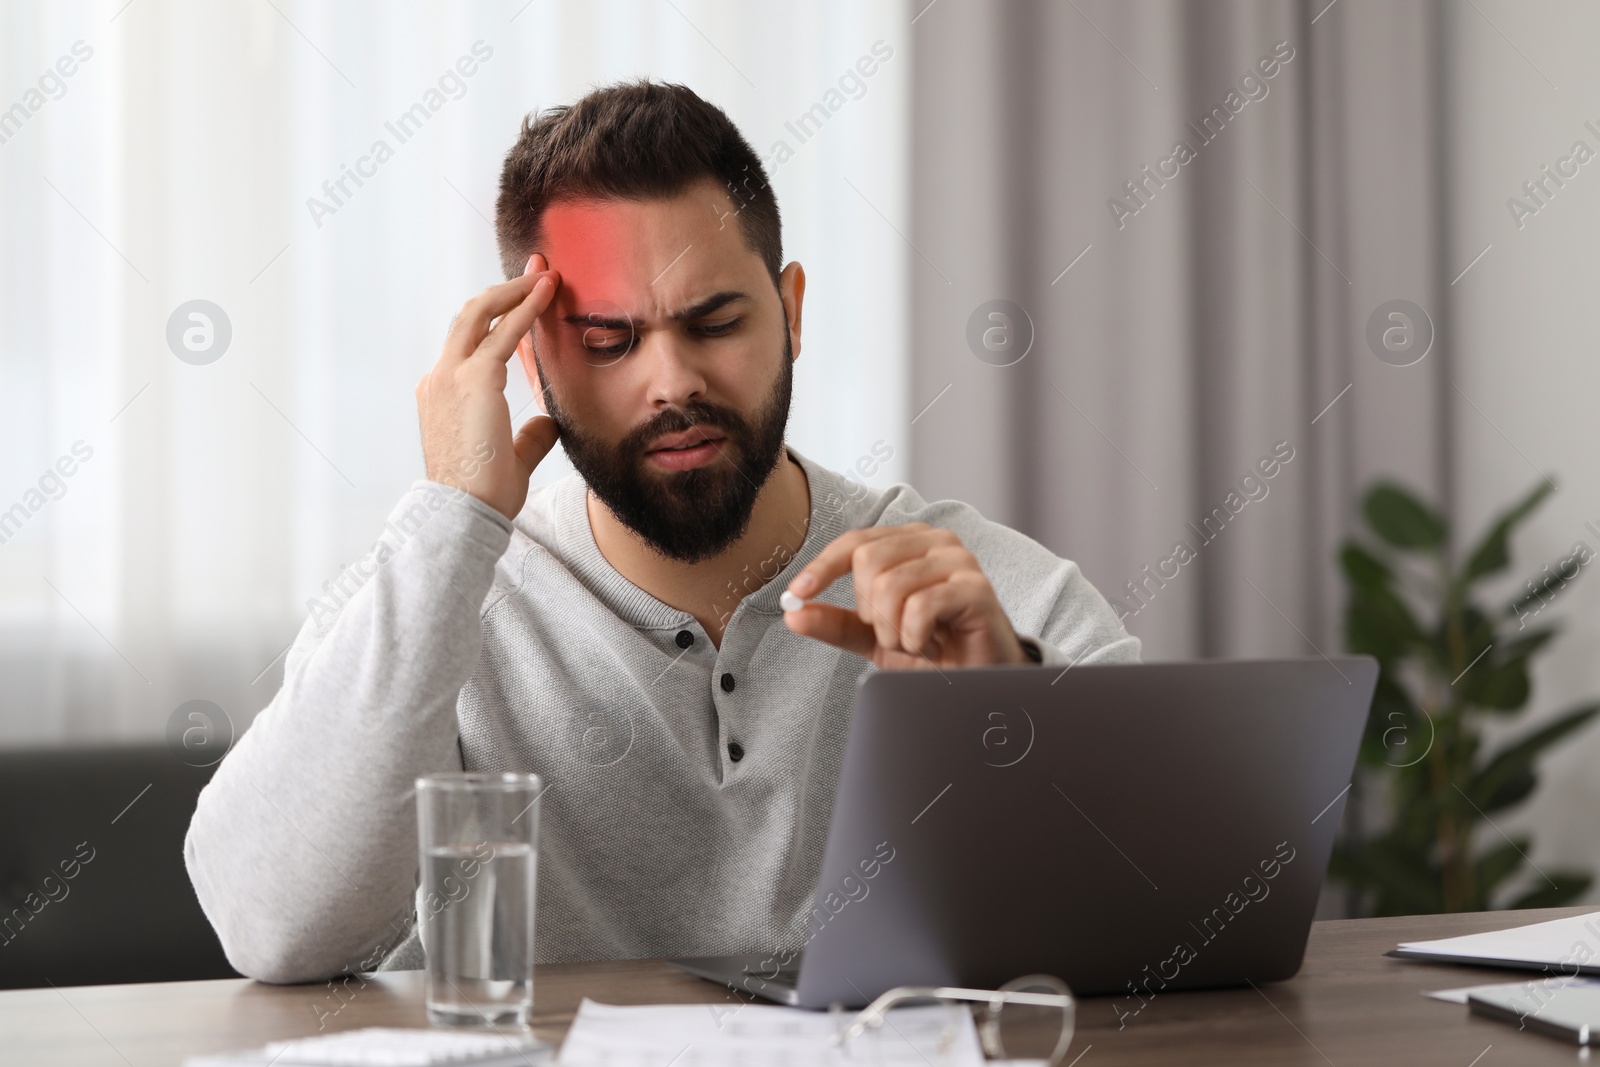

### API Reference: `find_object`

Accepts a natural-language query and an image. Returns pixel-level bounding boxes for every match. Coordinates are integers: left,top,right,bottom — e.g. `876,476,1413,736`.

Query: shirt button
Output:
720,673,736,693
676,630,694,649
728,741,745,762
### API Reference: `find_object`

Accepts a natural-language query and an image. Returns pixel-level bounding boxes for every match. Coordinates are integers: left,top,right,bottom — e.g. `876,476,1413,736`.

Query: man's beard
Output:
535,331,793,564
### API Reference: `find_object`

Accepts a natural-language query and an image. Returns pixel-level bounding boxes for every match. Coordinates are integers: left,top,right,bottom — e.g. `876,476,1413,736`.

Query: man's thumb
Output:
512,415,560,474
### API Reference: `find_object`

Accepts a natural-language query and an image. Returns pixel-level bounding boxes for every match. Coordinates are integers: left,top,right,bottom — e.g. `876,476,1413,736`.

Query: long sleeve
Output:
1025,556,1143,668
184,482,513,984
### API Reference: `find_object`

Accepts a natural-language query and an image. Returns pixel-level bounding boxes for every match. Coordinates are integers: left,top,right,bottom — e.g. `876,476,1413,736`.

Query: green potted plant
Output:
1332,479,1597,915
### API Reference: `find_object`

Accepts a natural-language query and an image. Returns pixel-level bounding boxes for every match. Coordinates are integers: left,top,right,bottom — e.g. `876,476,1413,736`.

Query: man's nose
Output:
642,332,709,412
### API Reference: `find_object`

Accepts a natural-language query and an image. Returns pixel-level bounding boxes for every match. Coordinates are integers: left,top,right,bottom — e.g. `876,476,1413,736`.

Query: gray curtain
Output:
909,0,1453,662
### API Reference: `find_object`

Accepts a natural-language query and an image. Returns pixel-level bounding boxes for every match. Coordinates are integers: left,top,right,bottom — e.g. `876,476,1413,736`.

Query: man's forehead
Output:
537,185,761,321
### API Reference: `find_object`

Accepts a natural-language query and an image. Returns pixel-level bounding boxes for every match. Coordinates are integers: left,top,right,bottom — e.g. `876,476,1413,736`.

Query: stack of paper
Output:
1390,911,1600,973
555,998,987,1066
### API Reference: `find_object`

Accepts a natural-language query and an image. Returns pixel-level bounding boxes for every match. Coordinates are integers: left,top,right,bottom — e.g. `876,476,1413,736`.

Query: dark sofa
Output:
0,745,238,989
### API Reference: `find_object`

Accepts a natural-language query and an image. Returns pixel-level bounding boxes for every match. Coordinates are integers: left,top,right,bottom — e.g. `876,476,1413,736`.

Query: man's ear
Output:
516,329,548,415
779,261,805,362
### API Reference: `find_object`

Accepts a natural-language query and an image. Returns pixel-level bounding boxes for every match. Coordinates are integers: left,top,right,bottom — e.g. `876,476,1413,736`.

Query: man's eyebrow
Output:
671,290,748,321
561,310,631,329
559,290,749,331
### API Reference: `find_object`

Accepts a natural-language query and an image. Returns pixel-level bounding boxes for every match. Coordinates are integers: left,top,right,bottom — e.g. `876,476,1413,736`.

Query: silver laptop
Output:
670,656,1377,1010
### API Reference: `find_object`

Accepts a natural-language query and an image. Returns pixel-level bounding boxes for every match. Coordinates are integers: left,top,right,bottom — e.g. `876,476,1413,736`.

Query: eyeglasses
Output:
830,973,1076,1064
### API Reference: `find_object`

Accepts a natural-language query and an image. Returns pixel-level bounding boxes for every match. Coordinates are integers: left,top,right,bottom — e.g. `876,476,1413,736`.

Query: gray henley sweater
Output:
184,449,1139,984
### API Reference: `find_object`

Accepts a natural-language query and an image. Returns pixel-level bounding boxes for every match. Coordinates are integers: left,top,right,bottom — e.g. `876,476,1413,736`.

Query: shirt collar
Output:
555,446,857,630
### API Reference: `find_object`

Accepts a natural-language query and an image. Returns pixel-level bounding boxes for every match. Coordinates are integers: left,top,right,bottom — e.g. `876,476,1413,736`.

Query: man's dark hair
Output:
495,80,782,288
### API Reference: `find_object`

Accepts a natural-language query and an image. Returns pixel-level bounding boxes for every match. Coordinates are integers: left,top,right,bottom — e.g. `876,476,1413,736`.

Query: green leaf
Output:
1500,626,1558,663
1340,543,1394,594
1475,768,1536,814
1475,838,1528,895
1468,703,1600,809
1365,483,1448,551
1432,606,1494,683
1460,656,1532,711
1461,480,1557,585
1389,766,1446,840
1327,847,1369,894
1354,837,1444,916
1505,551,1587,621
1360,673,1425,767
1510,871,1593,910
1346,586,1425,663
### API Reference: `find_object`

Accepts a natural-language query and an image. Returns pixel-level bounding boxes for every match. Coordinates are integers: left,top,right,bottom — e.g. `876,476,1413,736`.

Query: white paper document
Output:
1424,977,1600,1005
182,1027,552,1066
554,998,987,1066
1394,910,1600,970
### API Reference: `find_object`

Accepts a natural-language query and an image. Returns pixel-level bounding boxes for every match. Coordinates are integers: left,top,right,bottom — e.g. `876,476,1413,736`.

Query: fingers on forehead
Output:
455,276,535,336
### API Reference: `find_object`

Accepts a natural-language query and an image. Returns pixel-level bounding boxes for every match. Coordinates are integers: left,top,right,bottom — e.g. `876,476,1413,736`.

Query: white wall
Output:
0,0,910,745
1447,0,1600,904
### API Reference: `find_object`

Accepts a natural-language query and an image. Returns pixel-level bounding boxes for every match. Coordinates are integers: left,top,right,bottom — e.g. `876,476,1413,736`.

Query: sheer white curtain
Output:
0,0,911,745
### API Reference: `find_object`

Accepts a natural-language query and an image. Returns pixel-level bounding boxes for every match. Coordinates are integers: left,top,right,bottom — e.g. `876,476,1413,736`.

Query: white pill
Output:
779,591,806,612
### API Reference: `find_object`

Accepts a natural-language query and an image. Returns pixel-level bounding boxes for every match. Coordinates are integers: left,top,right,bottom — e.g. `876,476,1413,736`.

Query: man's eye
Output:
695,318,740,337
582,329,636,357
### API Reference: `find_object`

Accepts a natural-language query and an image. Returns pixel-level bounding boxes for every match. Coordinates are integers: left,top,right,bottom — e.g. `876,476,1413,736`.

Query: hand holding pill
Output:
780,523,1030,669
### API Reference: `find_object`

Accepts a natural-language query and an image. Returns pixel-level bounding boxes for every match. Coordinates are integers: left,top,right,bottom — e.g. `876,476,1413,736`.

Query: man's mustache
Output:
622,404,745,456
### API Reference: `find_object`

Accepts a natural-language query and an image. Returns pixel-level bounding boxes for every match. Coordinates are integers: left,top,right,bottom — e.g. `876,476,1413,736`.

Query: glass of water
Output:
416,771,544,1033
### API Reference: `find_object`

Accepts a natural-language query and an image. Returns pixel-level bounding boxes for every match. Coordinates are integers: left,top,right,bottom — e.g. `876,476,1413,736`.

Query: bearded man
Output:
185,80,1137,983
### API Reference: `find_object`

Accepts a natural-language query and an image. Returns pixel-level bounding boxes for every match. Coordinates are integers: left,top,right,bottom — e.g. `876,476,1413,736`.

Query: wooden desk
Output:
4,906,1591,1065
